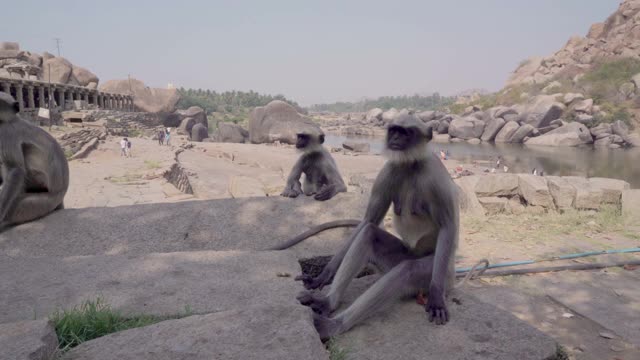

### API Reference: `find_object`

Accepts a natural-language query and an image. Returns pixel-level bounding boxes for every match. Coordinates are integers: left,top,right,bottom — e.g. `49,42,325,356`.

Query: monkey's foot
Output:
297,290,332,316
280,188,301,198
312,313,343,342
313,187,334,201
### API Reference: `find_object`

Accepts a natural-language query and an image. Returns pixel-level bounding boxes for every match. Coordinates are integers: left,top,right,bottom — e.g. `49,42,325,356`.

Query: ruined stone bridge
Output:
0,77,134,112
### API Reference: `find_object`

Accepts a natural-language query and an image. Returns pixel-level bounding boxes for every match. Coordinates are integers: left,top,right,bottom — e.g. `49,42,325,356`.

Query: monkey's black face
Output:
296,134,311,149
387,126,420,151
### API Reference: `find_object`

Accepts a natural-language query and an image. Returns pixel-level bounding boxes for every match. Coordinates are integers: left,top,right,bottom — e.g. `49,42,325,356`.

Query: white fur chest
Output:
392,211,437,254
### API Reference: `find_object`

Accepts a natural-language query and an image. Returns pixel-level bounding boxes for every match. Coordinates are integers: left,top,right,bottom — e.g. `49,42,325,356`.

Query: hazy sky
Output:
2,0,619,105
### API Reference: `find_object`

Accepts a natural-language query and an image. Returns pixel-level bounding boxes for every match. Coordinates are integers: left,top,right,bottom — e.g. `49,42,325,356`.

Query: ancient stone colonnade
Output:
0,78,134,112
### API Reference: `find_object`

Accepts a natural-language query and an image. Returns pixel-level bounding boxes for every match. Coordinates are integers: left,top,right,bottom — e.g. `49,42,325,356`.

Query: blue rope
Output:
455,247,640,273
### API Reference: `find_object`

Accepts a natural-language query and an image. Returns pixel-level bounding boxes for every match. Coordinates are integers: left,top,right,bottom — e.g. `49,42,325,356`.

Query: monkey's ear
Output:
319,134,325,144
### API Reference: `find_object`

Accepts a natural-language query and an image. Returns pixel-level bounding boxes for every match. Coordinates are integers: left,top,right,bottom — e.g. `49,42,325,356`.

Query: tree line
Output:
177,88,301,113
308,93,456,113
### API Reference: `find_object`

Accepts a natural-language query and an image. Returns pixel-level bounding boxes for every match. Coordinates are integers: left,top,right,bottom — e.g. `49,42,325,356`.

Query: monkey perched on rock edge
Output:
295,113,459,341
281,131,347,201
0,93,69,233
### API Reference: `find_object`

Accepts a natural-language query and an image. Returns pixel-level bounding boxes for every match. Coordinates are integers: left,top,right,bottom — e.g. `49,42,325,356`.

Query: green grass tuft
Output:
50,298,188,351
144,160,161,169
327,338,349,360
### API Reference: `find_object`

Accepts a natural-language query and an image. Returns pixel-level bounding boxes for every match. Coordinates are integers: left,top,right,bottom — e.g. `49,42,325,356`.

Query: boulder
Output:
249,100,322,144
494,121,520,143
177,117,196,135
432,133,450,143
191,123,209,142
588,178,630,205
99,78,180,113
87,81,98,90
518,175,554,208
572,98,594,114
175,106,208,127
24,52,42,67
525,122,593,147
502,113,519,123
611,120,629,137
41,51,55,60
546,176,576,210
454,176,486,218
448,117,485,140
575,113,595,126
71,65,99,87
594,136,613,147
478,197,508,215
480,117,505,142
214,122,249,143
623,133,640,147
382,108,399,123
475,174,519,197
519,95,565,128
467,138,481,145
590,123,612,137
494,107,518,119
0,320,58,360
416,110,435,122
366,108,383,121
611,134,624,144
619,82,635,99
0,41,19,50
64,305,327,360
436,120,449,134
564,177,604,210
509,123,534,143
42,57,73,84
563,93,585,105
342,140,370,153
0,49,21,59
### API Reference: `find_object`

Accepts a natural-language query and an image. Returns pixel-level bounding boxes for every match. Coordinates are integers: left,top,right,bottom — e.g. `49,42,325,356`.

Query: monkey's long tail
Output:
269,219,361,251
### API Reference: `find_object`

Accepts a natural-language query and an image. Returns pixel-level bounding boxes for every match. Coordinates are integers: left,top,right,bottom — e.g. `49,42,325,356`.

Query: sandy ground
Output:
63,134,640,359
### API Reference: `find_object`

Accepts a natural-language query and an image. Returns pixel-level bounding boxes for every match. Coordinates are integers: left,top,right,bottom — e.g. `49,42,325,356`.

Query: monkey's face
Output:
387,126,421,151
296,133,325,149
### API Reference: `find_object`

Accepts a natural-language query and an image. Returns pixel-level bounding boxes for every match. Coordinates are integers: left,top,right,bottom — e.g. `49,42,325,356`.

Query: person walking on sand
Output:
120,138,128,157
126,138,132,157
165,127,171,146
158,129,165,145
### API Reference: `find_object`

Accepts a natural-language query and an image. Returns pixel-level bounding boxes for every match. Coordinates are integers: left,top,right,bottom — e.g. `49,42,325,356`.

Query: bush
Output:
578,58,640,102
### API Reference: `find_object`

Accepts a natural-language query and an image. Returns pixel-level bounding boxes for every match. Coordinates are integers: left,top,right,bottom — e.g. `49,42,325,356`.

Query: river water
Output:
325,134,640,188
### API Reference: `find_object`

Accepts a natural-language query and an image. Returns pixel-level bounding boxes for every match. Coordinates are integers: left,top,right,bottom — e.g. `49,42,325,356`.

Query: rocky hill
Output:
0,42,99,88
508,0,640,86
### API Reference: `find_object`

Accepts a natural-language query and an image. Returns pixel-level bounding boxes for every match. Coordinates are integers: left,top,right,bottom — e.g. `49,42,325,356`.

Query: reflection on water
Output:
325,134,640,188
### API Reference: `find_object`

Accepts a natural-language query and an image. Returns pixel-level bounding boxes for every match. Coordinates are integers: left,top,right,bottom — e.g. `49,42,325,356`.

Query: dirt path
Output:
65,137,193,209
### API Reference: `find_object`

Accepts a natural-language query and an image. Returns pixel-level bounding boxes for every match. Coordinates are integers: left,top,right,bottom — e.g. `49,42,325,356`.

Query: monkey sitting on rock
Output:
294,113,459,341
281,131,347,201
0,93,69,233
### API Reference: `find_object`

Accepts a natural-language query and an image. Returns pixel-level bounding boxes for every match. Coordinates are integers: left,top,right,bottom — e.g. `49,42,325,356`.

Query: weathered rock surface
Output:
213,122,249,143
175,106,207,127
249,100,322,144
518,174,554,208
0,320,58,360
475,174,520,197
611,120,630,137
525,122,593,147
177,117,195,135
190,123,208,142
519,95,565,128
480,117,505,142
0,250,302,324
335,278,558,360
589,177,630,204
64,305,327,360
365,108,383,122
0,196,363,257
564,176,604,210
99,78,180,113
546,176,576,210
70,65,99,87
342,140,370,152
454,176,486,218
509,124,534,143
622,189,640,228
494,121,520,143
381,108,399,123
417,110,435,122
448,117,485,140
436,120,450,134
42,57,73,84
478,196,508,215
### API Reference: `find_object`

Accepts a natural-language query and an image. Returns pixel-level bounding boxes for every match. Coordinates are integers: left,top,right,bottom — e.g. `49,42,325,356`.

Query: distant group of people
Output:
531,168,545,176
438,149,450,161
120,138,132,158
157,127,171,146
487,156,508,173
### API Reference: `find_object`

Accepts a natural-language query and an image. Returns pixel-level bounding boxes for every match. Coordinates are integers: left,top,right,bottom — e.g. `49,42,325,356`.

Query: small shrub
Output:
144,160,161,170
327,338,349,360
578,58,640,102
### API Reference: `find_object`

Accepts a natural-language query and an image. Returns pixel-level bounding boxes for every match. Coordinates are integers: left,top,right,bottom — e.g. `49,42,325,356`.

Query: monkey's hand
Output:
295,268,334,290
314,184,336,201
281,188,301,198
425,287,449,325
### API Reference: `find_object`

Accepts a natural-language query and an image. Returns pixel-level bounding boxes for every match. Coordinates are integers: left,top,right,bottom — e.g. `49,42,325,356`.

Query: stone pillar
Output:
1,82,10,94
57,88,65,109
38,86,45,108
15,83,24,112
27,85,35,109
66,89,73,108
92,91,98,106
82,92,89,103
117,96,122,110
106,95,112,109
98,94,103,108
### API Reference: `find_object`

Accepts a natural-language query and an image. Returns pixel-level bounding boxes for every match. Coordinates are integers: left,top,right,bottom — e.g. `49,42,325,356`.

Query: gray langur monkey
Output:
281,131,347,201
0,93,69,233
295,113,459,341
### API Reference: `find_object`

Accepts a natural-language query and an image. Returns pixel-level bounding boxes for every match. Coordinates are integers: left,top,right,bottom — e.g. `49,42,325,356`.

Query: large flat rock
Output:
0,195,364,257
0,320,59,360
333,277,558,360
0,250,303,324
64,304,328,360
